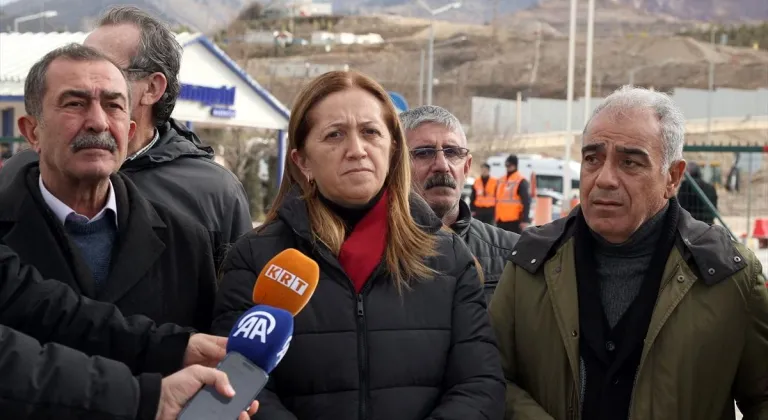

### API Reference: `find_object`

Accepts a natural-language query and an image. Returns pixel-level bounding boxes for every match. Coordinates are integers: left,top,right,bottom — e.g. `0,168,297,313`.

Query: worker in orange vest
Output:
495,154,532,234
471,163,498,225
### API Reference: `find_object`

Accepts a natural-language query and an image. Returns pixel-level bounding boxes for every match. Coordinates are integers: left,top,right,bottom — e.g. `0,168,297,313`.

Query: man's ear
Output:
290,149,312,181
142,72,168,106
18,115,41,152
128,120,137,140
464,153,473,177
666,160,687,199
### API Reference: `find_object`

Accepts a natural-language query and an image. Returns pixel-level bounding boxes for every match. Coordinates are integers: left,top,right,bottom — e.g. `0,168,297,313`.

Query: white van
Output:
463,154,581,222
485,154,579,196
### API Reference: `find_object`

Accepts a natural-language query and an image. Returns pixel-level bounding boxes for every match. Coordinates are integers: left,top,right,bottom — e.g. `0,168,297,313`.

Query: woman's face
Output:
292,88,393,207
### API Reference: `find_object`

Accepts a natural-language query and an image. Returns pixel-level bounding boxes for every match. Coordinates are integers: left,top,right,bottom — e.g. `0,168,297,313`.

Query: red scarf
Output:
338,190,389,293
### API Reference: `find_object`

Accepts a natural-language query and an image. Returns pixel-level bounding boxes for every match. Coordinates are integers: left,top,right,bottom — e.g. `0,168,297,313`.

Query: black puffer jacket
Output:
451,200,520,303
212,187,505,420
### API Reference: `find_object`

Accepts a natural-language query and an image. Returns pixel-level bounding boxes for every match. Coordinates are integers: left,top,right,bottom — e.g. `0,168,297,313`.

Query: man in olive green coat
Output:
489,85,768,420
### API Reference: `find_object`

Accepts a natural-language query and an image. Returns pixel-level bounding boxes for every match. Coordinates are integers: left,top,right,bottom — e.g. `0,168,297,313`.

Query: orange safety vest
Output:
495,171,525,222
473,177,497,208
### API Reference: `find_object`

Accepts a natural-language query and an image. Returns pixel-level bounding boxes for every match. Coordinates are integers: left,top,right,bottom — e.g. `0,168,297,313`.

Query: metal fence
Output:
680,146,768,277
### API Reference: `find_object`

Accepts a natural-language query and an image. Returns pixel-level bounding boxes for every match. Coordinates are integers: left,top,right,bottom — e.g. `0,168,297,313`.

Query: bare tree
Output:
199,127,278,220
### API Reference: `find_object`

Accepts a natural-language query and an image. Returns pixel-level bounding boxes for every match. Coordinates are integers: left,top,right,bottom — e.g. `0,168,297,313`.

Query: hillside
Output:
0,0,248,32
334,0,768,22
222,14,768,124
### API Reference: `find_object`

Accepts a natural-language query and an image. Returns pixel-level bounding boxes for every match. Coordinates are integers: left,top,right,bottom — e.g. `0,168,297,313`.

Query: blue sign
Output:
388,91,408,112
180,84,236,106
211,107,236,119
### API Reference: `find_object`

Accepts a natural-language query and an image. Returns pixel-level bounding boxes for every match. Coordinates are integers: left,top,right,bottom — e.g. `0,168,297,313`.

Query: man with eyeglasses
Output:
400,105,519,303
0,6,252,270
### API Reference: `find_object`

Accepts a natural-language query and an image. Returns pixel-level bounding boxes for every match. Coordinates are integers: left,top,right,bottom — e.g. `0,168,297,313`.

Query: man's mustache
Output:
424,173,457,190
71,132,117,153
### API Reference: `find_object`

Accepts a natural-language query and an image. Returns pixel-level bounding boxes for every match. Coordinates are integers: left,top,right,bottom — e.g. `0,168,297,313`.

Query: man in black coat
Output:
400,105,519,302
677,162,719,225
0,44,216,332
0,6,253,269
0,244,258,419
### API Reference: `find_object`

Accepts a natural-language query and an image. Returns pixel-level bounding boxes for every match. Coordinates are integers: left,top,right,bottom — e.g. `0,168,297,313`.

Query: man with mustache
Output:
400,105,519,303
0,44,217,335
490,86,768,420
0,6,253,270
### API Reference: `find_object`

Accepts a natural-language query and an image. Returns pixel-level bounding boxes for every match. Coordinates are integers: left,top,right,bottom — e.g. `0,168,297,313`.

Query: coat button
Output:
511,250,518,256
605,341,616,352
708,268,716,275
677,275,685,283
531,258,537,264
554,266,562,273
571,330,578,337
734,256,742,263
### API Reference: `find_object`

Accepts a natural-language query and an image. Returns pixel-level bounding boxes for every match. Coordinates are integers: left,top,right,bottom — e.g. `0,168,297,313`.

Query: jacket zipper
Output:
357,293,368,420
289,227,375,420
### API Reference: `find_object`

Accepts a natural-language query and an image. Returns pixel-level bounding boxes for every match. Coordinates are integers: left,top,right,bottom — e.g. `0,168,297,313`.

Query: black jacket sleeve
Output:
518,179,532,223
425,238,506,420
193,225,218,335
212,237,298,420
0,324,161,420
0,244,191,376
230,181,254,245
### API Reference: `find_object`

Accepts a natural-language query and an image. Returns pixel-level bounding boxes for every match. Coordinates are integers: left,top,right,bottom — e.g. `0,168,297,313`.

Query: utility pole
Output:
707,24,715,144
584,0,595,124
415,0,462,106
562,0,578,210
491,0,500,38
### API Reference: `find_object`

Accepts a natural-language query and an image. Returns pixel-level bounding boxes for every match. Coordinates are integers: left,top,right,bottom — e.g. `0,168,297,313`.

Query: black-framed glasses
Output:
122,68,153,79
410,146,470,165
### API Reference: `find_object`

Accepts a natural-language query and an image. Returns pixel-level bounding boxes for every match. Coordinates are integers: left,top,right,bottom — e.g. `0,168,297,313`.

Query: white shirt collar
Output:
126,128,160,161
39,176,118,228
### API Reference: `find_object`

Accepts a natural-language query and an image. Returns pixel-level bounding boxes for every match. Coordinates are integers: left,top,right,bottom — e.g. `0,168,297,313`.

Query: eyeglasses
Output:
122,68,153,80
410,146,470,165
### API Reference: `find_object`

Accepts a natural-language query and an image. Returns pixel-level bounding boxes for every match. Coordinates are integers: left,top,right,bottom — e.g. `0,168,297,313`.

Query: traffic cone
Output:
535,196,553,226
752,219,768,239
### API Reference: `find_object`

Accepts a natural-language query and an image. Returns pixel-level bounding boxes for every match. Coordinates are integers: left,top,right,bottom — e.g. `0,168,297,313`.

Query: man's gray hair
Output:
24,43,129,119
399,105,467,143
584,85,685,171
97,5,182,125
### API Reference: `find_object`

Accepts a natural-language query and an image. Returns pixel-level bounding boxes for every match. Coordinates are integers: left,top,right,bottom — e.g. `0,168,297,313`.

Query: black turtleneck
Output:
592,203,669,328
318,188,386,234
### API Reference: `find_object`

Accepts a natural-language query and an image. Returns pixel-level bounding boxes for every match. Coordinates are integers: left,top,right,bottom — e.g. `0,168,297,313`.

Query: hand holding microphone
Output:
178,305,293,420
156,365,259,420
178,248,320,419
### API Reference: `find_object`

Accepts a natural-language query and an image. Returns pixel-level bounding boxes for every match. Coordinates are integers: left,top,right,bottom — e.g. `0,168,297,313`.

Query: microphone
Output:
252,248,320,316
178,305,293,420
226,304,294,373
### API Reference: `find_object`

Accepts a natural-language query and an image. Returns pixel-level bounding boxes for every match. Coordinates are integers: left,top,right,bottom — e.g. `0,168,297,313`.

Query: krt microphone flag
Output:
253,248,320,316
227,304,294,373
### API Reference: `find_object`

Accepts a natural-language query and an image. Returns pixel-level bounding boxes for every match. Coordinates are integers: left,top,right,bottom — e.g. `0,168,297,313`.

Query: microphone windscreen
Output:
253,248,320,316
226,305,294,374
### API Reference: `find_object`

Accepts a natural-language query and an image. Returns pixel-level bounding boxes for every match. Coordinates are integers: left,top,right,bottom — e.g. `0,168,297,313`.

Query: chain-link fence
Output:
678,147,768,277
